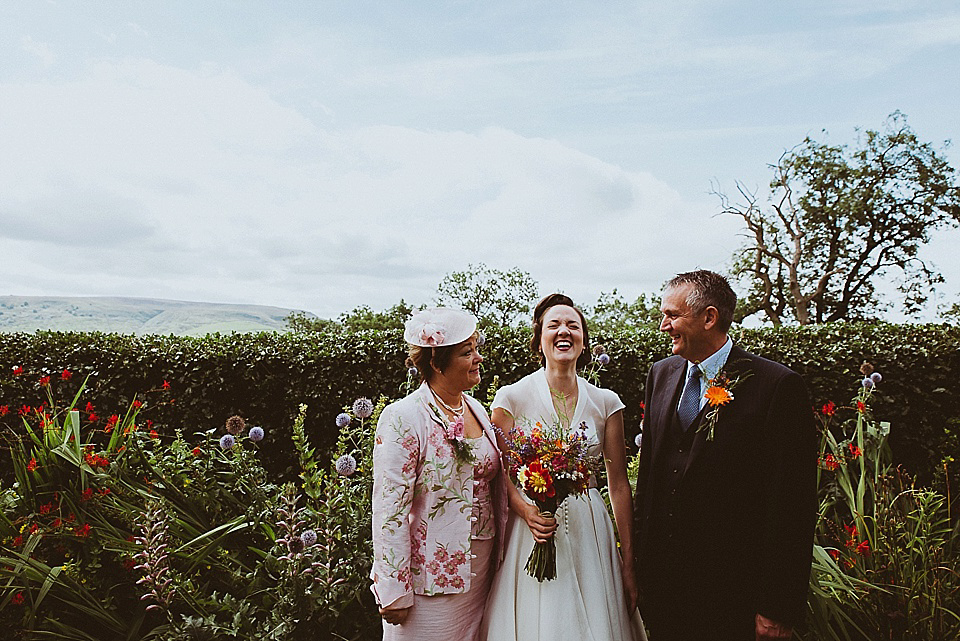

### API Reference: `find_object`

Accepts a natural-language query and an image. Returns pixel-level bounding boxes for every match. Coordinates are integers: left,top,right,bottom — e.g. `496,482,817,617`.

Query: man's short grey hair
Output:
665,270,737,333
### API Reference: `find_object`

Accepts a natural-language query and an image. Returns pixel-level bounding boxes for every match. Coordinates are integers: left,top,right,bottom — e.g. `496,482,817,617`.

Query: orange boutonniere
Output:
698,365,752,441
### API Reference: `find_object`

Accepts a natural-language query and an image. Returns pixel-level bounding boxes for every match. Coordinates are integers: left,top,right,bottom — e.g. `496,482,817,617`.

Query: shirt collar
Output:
686,337,733,382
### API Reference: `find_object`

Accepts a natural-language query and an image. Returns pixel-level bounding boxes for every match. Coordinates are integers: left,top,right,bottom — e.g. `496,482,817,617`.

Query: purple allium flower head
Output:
476,331,486,347
335,412,352,428
336,454,358,477
407,366,418,378
597,353,611,365
300,529,318,547
870,372,882,384
862,377,875,389
635,433,643,448
219,434,236,450
352,398,374,419
248,426,264,442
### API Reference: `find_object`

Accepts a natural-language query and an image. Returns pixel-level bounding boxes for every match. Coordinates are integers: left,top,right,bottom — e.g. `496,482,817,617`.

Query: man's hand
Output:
380,606,411,626
756,613,792,640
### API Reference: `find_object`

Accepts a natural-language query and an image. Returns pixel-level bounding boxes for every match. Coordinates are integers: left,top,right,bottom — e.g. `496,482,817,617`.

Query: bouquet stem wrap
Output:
524,509,557,581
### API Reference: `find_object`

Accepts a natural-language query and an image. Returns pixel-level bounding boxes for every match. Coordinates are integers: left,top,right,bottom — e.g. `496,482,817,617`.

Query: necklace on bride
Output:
429,386,465,417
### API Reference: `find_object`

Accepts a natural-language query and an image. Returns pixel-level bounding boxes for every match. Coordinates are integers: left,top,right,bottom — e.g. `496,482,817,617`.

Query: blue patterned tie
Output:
677,365,702,431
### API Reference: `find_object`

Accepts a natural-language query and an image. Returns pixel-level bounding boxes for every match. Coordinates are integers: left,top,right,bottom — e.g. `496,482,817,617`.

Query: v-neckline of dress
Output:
535,368,584,432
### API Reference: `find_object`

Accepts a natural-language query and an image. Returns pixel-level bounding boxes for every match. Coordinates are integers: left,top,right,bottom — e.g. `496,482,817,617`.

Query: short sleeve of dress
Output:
491,385,517,418
603,388,626,419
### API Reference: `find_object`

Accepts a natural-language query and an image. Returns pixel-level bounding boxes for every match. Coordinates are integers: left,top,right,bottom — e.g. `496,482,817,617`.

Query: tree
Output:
286,301,416,333
718,112,960,326
587,289,662,333
435,264,539,327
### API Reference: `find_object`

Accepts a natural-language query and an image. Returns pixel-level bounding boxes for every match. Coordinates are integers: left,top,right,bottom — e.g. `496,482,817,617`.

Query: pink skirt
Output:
382,538,495,641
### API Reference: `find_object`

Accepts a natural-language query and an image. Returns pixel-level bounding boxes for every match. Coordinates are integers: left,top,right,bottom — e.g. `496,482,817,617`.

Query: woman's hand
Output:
379,606,411,626
519,502,557,543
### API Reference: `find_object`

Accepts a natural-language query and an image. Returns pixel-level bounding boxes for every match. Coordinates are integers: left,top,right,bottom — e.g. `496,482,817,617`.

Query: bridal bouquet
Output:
501,419,603,581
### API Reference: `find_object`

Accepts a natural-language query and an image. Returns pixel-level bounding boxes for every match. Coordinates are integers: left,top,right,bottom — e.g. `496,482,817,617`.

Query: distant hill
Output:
0,296,315,335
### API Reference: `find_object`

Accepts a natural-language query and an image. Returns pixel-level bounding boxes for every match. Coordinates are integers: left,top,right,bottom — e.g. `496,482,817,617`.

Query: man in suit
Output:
633,270,817,641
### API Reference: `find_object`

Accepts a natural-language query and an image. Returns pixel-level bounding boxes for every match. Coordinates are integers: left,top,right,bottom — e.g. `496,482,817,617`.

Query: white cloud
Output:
0,58,737,316
20,35,55,67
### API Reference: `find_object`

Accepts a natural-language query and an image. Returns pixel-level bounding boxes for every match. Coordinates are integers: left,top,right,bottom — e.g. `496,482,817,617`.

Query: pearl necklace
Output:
429,386,465,417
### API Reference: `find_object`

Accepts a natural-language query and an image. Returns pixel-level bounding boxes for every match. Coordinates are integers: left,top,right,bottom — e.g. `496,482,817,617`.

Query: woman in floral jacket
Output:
372,307,509,641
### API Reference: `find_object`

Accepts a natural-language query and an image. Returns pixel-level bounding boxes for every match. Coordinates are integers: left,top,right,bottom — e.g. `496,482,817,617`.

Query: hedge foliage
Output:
1,323,958,484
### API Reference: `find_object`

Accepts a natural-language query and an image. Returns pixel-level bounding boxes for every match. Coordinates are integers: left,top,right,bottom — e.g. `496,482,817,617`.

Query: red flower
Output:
105,414,119,433
85,402,95,412
0,405,8,416
191,447,202,456
827,548,840,561
74,523,91,538
19,405,32,417
38,376,50,387
856,401,866,413
39,502,53,515
11,592,24,606
52,518,62,528
149,429,159,440
848,443,862,458
856,540,870,556
162,380,171,390
80,488,94,502
13,366,23,376
60,368,72,380
821,454,840,471
26,457,38,472
12,535,23,547
98,487,111,496
821,401,836,416
28,523,40,535
844,523,858,539
88,412,99,422
132,400,143,409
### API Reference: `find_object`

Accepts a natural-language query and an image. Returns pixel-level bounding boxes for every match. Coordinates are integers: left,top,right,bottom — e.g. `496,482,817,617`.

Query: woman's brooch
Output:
429,403,476,464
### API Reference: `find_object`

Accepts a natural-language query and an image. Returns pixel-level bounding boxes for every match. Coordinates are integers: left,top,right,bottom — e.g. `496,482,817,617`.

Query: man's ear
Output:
703,306,719,331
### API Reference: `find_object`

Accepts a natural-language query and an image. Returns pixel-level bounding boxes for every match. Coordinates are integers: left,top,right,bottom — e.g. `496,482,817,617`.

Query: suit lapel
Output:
683,346,754,476
648,357,686,468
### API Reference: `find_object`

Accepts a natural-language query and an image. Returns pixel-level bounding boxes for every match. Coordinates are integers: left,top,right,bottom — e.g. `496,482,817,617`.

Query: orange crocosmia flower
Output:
704,386,734,407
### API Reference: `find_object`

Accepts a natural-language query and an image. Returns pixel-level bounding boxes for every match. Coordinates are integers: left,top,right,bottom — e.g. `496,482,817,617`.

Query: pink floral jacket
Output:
370,383,508,608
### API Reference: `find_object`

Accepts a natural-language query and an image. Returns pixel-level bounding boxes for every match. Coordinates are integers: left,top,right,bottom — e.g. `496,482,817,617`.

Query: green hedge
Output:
1,323,958,484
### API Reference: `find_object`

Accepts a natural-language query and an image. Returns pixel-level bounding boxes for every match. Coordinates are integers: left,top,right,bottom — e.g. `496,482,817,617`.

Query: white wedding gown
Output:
481,370,647,641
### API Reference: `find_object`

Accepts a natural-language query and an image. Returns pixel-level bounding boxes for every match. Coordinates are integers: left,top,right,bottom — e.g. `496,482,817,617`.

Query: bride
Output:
482,294,646,640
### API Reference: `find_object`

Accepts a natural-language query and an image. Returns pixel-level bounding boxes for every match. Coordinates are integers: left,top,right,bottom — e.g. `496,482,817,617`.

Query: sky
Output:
2,0,959,320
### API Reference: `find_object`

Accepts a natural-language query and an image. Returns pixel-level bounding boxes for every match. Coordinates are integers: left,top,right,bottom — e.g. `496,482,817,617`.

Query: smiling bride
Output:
481,294,646,641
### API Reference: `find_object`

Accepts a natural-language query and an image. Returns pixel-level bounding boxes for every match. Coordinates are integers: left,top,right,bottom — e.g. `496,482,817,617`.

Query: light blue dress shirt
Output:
680,337,734,413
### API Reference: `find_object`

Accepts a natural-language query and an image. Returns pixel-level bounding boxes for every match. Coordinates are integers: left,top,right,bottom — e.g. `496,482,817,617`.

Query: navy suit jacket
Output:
633,344,817,632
